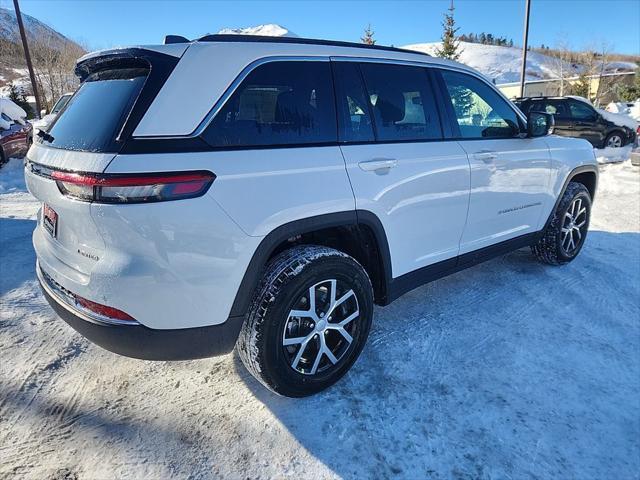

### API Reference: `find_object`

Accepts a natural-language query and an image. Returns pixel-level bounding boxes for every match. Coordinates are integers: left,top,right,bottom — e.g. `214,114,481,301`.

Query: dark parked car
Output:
1,112,33,165
514,96,637,149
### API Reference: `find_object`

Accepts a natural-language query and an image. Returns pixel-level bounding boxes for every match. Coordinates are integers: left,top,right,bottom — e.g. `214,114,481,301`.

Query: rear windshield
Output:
44,68,147,153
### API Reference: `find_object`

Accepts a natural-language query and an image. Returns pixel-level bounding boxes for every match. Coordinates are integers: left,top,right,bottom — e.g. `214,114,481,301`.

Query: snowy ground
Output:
1,157,639,479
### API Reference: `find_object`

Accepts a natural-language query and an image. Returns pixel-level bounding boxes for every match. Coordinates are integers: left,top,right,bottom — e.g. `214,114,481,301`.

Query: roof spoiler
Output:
164,35,190,45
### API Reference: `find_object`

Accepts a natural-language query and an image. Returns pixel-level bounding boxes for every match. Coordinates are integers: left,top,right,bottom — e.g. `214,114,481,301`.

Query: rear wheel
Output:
532,182,591,265
237,245,373,397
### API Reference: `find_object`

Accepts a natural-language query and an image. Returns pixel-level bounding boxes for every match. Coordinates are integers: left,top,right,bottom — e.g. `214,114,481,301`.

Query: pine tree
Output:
361,24,376,45
435,1,461,61
8,84,34,118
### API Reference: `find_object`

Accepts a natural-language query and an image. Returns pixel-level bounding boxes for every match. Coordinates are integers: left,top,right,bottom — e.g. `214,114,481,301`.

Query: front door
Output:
436,69,551,254
333,61,470,278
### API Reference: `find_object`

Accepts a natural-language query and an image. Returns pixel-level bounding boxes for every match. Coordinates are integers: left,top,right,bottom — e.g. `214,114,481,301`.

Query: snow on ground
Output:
595,145,634,164
1,158,639,479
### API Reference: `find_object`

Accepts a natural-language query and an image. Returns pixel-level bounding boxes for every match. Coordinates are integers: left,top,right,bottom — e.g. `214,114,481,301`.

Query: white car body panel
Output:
108,148,355,237
457,137,552,254
340,142,470,277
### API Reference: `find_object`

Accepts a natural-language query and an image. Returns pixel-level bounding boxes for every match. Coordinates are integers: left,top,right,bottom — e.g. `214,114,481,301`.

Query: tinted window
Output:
332,62,374,142
441,70,521,139
45,68,147,152
51,94,72,114
568,100,596,120
360,63,441,141
530,100,568,118
205,61,336,147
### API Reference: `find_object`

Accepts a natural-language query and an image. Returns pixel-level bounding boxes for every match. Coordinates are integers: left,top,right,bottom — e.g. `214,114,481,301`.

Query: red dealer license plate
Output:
43,203,58,238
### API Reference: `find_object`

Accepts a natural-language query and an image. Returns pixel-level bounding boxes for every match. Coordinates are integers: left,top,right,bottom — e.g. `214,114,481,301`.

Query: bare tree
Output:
30,36,85,111
551,36,574,96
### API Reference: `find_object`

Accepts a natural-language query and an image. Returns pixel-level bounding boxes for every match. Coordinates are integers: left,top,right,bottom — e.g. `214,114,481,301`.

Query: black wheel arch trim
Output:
543,164,598,231
229,210,394,317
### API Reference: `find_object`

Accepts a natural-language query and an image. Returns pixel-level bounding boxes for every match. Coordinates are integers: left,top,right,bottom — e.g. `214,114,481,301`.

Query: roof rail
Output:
194,34,431,57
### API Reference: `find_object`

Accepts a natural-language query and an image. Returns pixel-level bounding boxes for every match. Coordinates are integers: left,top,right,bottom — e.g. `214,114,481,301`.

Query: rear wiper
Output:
36,129,54,143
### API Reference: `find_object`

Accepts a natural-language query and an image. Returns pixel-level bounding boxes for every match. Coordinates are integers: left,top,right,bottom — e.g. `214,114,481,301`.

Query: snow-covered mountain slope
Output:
403,41,579,83
403,41,637,84
0,7,73,48
217,24,297,37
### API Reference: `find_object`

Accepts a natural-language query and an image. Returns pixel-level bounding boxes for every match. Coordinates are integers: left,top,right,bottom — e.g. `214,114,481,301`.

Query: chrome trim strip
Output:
37,262,141,327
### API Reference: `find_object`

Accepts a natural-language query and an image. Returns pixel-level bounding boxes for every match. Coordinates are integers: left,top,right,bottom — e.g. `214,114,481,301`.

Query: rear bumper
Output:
38,264,245,360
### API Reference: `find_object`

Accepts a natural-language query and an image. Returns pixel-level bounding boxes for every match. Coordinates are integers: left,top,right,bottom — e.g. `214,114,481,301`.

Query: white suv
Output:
26,35,598,397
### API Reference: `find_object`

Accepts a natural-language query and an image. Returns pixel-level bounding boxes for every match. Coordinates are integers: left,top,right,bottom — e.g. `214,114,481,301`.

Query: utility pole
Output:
13,0,42,118
519,0,531,98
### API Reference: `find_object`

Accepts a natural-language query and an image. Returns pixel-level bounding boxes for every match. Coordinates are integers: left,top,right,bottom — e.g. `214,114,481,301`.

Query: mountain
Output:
0,7,73,48
216,24,297,37
403,41,637,84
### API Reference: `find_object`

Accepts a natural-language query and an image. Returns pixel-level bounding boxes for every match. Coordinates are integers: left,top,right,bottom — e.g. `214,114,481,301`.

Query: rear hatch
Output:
26,48,181,277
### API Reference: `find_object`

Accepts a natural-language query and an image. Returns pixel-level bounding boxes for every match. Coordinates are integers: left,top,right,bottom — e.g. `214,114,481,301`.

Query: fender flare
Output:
228,210,393,317
543,164,598,230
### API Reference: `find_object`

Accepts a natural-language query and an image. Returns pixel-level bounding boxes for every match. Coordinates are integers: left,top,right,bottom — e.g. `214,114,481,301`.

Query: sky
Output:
4,0,640,55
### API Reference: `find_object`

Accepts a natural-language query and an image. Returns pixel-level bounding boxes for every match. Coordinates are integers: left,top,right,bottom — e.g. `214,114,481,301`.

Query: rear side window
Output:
530,100,569,118
332,62,375,142
204,61,337,147
45,68,147,152
441,70,521,139
360,63,442,141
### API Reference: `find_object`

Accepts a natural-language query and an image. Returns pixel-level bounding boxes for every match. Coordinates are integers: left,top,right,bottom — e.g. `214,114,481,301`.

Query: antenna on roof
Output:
164,35,190,45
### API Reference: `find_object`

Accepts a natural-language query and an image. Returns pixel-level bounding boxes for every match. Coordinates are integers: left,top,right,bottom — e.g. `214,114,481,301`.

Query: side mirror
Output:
527,111,554,137
40,109,47,117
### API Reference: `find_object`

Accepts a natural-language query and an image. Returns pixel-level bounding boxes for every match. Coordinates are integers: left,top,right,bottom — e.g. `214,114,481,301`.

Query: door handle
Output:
358,158,398,172
473,151,498,163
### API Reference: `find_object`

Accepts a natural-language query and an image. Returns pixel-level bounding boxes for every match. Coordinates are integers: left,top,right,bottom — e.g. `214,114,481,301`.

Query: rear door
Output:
333,60,470,278
435,68,551,254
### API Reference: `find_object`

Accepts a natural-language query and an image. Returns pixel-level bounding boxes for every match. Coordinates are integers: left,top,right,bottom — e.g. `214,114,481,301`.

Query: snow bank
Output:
599,108,639,130
594,145,633,164
0,157,27,193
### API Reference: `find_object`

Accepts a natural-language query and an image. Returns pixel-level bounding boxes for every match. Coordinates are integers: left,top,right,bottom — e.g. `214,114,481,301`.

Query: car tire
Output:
532,182,591,265
237,245,373,397
605,131,625,148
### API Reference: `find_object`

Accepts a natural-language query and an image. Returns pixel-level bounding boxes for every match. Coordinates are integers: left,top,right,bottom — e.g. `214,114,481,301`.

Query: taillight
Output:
51,171,215,203
75,295,136,321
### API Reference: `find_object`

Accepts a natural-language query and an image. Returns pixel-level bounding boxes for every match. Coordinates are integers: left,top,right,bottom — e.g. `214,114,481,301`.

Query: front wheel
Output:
532,182,591,265
237,245,373,397
605,131,624,148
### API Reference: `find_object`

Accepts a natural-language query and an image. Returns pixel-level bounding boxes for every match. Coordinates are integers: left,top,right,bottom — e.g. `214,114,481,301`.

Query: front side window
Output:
204,61,337,147
360,63,442,142
441,70,521,139
45,68,148,152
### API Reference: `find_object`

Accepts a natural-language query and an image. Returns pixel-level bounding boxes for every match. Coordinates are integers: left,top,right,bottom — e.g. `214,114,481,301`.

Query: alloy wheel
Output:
607,134,623,148
282,279,360,375
561,197,588,255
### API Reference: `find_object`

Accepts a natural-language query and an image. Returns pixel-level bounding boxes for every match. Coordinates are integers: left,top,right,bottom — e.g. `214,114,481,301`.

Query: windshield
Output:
51,94,73,114
44,67,148,153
